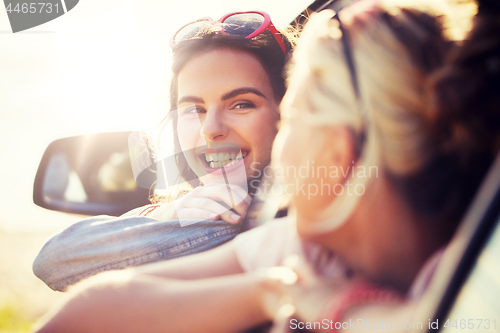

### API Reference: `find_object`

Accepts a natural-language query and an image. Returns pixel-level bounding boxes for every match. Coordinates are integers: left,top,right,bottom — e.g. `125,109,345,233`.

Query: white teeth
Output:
203,150,247,168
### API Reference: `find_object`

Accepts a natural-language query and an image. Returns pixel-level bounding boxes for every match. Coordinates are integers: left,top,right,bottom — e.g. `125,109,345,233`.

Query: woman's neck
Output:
301,176,445,292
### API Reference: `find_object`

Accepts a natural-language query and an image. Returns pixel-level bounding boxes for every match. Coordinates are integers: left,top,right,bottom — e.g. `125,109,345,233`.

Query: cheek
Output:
279,127,336,220
274,125,311,205
277,123,309,172
243,112,279,158
255,126,278,161
278,130,295,170
177,120,204,171
177,119,202,150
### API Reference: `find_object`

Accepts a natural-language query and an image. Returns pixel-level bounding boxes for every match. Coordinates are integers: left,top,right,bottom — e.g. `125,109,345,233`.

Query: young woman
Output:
33,11,296,291
143,15,292,223
34,0,499,332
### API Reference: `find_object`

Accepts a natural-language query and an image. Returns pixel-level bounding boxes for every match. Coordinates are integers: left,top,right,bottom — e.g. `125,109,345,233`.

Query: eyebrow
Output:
177,96,205,105
177,87,267,106
222,87,266,101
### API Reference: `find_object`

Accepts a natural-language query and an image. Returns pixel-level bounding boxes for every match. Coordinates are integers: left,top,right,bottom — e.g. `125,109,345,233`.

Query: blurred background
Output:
0,0,310,331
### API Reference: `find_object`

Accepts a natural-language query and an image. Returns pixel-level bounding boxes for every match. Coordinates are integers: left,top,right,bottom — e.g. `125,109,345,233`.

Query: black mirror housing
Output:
33,132,151,216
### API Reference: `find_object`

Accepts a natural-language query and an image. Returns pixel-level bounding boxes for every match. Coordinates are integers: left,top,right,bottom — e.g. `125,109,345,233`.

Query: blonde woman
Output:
34,1,500,332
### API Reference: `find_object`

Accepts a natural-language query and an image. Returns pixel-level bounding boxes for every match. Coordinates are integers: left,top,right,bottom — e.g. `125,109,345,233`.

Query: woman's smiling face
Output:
176,49,280,187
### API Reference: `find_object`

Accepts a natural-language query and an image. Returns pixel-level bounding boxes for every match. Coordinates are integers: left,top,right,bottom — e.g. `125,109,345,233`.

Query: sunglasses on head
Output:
170,11,287,54
331,5,367,154
332,11,360,101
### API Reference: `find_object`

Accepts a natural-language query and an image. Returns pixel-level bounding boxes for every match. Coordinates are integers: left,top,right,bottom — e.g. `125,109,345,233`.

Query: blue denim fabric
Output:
33,210,242,291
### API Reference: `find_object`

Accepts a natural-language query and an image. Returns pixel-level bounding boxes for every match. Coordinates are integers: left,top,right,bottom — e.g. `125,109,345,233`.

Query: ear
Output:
322,125,357,182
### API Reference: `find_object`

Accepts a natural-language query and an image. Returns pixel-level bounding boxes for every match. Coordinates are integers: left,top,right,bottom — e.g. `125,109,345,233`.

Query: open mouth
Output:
199,150,249,170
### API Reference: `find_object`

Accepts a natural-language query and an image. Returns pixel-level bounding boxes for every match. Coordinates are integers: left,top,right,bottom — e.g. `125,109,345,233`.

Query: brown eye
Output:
180,105,206,115
233,102,256,109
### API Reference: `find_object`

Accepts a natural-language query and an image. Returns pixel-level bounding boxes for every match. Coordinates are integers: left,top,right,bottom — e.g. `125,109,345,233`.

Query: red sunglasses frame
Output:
169,11,287,54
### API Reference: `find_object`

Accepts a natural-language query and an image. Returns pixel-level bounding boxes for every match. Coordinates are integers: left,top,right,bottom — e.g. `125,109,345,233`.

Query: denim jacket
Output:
33,207,242,291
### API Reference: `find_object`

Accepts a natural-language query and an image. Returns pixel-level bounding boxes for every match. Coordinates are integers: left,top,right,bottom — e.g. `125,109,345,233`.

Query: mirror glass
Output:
34,132,151,216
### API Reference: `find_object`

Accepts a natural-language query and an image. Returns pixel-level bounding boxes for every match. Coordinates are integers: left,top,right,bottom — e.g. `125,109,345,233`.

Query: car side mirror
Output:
33,132,152,216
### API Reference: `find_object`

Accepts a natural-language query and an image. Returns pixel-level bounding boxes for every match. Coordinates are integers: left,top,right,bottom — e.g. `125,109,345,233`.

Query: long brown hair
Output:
151,26,297,202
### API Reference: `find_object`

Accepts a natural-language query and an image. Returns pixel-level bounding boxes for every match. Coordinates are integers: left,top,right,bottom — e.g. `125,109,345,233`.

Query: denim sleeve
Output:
32,214,242,291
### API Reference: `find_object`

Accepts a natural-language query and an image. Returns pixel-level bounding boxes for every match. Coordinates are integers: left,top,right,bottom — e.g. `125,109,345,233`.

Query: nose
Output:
200,109,229,141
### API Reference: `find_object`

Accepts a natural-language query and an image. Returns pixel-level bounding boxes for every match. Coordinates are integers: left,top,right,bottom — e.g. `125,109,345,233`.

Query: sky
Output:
0,0,312,232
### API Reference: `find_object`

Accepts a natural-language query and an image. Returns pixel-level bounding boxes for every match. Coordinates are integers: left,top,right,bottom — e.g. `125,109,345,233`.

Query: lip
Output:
200,153,250,175
195,143,249,174
196,145,242,156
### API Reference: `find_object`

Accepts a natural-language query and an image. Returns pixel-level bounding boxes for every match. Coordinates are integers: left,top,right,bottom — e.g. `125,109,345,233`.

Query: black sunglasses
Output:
332,11,361,101
331,6,367,156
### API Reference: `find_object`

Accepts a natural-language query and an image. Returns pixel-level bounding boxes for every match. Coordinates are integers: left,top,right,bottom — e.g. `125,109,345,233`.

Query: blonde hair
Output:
282,0,480,234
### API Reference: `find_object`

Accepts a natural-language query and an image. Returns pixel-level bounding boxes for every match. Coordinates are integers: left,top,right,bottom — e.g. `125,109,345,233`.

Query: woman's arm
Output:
33,182,251,291
34,269,272,333
33,214,241,291
135,239,245,279
33,222,296,333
